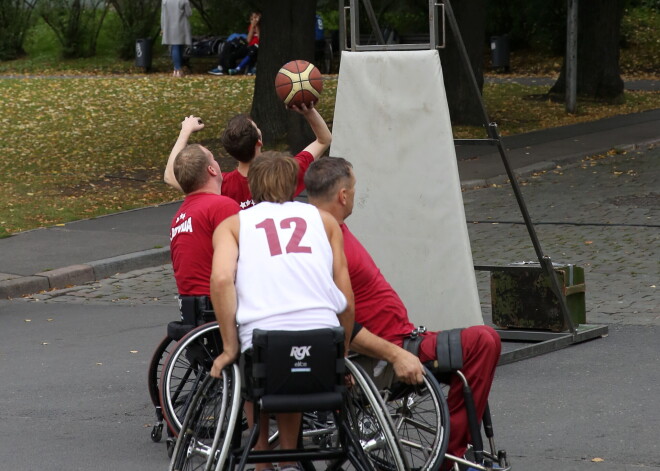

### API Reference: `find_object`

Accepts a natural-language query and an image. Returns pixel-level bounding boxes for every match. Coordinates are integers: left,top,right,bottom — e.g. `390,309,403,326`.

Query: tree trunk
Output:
251,0,317,153
440,0,487,126
550,0,625,101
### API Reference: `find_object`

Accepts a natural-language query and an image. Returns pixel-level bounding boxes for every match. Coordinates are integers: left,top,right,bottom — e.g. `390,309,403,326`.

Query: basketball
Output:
274,60,323,107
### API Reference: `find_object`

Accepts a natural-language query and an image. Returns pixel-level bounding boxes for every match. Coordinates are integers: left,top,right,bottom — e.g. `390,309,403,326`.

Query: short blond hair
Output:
248,151,299,204
173,144,211,194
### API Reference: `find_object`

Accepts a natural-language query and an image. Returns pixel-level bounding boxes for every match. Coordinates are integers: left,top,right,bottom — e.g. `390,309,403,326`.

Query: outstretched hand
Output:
181,115,205,134
287,102,315,115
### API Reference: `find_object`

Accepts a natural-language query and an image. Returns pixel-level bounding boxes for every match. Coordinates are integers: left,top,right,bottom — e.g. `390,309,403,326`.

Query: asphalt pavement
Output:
0,82,658,470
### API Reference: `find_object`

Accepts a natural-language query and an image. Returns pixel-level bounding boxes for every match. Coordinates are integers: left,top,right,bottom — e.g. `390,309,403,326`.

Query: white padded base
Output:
330,50,482,329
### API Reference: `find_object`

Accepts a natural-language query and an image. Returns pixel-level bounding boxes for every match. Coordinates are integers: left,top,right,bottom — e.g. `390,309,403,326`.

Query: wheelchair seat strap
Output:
402,325,427,357
434,328,464,373
403,336,423,357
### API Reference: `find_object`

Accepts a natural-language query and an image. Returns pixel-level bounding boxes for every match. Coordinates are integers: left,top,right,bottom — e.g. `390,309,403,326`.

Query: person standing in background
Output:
161,0,192,77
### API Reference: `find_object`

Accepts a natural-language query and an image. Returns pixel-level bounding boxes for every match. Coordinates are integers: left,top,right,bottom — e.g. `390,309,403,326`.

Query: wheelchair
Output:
169,327,408,471
351,325,511,471
147,295,217,445
154,308,510,470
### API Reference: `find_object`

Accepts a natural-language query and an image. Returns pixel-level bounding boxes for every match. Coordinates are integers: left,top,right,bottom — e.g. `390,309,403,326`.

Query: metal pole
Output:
360,0,386,44
339,0,346,52
444,0,577,334
566,0,578,114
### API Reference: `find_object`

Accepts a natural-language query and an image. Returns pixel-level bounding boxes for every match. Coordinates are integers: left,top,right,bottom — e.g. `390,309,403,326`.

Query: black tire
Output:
333,359,408,471
160,323,223,435
148,335,177,442
169,375,218,471
148,335,176,409
169,364,242,471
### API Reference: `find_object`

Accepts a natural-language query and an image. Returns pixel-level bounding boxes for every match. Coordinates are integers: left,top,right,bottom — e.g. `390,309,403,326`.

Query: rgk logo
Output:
290,346,311,361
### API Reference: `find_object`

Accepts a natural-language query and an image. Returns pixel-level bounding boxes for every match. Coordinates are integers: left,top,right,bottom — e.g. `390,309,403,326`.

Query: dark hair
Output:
221,114,260,163
248,151,299,204
173,144,211,194
304,157,353,202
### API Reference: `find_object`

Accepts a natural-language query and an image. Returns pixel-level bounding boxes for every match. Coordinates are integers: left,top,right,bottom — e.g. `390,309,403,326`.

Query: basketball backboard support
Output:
334,0,608,364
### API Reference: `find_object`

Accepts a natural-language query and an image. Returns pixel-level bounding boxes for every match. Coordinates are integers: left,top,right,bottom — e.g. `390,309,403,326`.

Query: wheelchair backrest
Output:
247,327,346,400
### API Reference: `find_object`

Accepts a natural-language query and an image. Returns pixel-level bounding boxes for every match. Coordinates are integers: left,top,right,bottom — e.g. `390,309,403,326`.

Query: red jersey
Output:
221,151,314,210
170,193,240,296
341,224,415,345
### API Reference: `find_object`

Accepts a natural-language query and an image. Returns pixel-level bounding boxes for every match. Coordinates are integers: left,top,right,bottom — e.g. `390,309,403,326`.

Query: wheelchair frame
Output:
169,355,407,471
153,322,509,471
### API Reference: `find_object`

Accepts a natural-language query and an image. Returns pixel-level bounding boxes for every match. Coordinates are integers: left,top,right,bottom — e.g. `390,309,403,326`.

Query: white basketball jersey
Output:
235,201,347,351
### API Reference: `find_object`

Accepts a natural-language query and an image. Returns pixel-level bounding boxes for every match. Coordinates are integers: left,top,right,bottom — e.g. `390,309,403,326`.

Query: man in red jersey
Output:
169,144,239,299
164,103,331,209
304,157,502,466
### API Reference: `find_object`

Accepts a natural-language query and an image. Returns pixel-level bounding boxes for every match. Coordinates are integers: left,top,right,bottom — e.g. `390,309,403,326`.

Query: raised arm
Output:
209,215,241,377
164,115,205,192
289,103,332,160
321,210,354,354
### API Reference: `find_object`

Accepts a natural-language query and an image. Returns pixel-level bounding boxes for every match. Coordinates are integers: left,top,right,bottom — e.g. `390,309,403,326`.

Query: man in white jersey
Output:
209,151,354,471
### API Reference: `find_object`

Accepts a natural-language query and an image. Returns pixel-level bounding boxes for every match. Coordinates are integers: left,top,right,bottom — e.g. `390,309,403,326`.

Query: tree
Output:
0,0,39,60
39,0,109,58
251,0,317,153
440,0,488,126
549,0,626,101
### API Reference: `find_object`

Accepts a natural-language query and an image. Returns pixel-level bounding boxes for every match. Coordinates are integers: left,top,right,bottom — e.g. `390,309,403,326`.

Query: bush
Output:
107,0,161,60
0,0,39,60
38,0,109,58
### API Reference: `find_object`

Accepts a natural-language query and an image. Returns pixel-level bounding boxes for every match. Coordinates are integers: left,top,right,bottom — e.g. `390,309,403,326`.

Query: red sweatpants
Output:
417,325,502,460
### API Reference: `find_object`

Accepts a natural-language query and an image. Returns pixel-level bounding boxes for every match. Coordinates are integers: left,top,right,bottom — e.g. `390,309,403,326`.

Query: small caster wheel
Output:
151,422,163,442
498,450,508,467
166,437,176,458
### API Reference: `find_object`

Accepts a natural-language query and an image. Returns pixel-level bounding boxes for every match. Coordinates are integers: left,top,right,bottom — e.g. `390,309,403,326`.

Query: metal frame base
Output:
497,324,609,365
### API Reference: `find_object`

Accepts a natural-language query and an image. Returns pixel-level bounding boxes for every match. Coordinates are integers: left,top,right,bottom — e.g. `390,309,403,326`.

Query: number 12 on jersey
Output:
256,217,312,256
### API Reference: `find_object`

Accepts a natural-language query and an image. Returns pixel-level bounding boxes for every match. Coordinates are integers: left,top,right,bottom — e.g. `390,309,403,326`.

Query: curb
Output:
0,247,170,299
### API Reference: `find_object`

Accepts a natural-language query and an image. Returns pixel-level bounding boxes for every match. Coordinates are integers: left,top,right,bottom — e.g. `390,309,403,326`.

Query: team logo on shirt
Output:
171,215,193,240
240,199,255,209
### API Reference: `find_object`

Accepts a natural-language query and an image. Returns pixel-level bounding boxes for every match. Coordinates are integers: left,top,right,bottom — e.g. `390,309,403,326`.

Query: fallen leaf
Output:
130,350,139,354
25,319,32,322
96,362,103,366
584,240,593,245
591,457,605,463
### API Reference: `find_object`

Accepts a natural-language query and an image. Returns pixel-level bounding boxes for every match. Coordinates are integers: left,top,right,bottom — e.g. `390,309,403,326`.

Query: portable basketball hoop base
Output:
337,0,608,364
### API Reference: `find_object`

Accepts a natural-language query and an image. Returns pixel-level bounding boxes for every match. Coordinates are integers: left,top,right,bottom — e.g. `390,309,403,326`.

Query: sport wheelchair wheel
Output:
383,367,450,471
160,322,223,435
169,364,241,471
148,335,177,442
331,359,408,471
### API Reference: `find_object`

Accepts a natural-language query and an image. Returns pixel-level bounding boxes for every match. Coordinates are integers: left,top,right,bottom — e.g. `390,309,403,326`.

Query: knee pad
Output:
434,328,464,373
